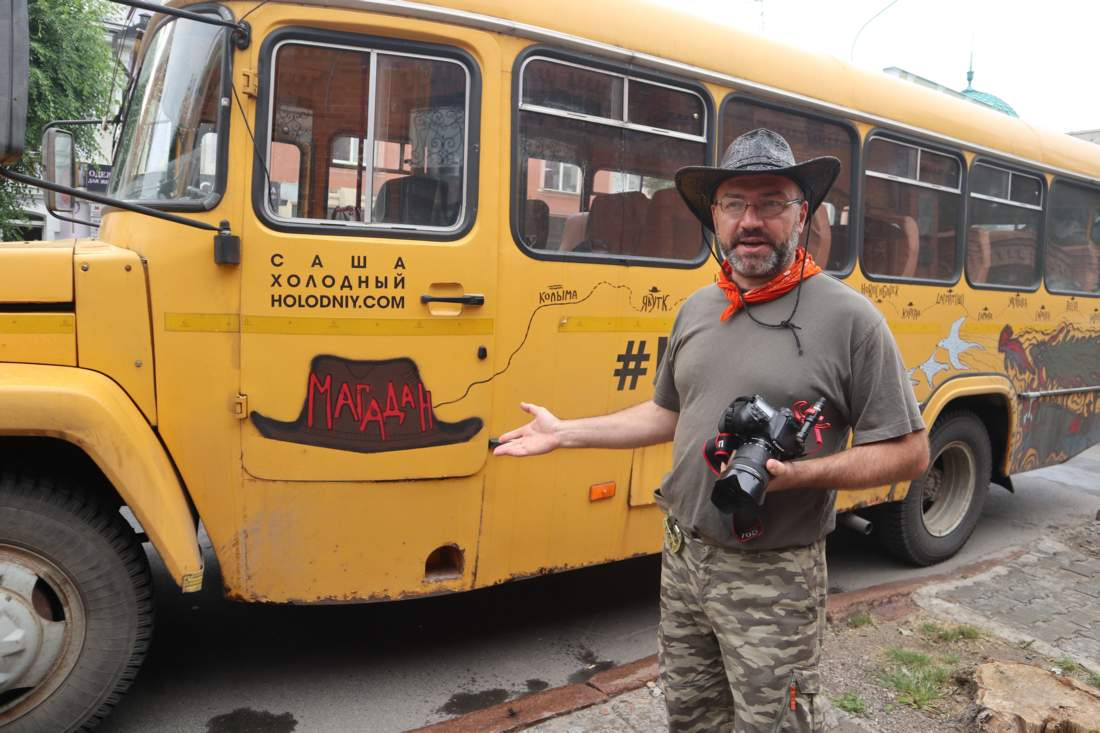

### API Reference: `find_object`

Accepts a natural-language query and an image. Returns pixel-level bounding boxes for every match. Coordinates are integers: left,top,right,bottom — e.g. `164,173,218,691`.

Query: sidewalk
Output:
414,520,1100,733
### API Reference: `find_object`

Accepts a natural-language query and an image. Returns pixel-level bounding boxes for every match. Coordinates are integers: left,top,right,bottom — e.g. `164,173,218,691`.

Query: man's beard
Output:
723,225,801,280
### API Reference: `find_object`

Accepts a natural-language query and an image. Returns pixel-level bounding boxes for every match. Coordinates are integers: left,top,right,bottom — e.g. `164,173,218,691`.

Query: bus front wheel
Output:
0,470,153,732
876,411,991,566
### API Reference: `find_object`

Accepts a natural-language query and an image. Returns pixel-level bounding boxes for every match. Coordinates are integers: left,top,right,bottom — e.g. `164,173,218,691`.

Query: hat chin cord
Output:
713,223,811,357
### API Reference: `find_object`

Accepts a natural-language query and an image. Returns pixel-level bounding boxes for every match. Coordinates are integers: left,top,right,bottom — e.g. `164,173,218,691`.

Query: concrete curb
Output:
407,658,658,733
411,547,1028,733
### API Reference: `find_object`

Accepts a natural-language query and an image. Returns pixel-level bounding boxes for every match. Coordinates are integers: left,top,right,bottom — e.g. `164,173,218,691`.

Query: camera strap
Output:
701,435,732,476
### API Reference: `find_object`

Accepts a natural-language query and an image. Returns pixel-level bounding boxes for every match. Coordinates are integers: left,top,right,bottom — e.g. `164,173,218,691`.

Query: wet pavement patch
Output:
525,678,550,692
438,688,511,715
206,708,297,733
567,644,615,684
567,660,615,684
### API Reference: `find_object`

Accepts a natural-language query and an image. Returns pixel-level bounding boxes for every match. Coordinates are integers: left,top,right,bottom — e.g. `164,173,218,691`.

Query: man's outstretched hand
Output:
493,402,562,456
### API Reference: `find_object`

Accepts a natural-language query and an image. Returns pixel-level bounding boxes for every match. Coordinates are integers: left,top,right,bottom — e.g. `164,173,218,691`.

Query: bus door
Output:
476,53,711,582
239,34,494,484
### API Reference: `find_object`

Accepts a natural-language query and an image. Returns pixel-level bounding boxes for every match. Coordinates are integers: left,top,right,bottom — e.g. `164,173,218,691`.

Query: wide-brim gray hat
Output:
675,128,841,233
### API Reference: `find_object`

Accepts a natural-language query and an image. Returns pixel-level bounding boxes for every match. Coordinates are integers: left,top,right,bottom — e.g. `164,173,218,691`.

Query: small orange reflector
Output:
589,481,616,501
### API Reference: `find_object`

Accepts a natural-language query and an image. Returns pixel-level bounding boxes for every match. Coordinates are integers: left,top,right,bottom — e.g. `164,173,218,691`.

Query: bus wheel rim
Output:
0,545,86,724
920,440,976,538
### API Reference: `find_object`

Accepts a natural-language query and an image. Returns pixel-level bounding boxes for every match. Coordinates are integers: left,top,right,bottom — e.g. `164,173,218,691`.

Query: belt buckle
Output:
663,515,684,554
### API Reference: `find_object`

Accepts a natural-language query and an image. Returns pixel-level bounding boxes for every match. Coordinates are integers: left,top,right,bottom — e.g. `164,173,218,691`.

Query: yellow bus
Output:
2,0,1099,728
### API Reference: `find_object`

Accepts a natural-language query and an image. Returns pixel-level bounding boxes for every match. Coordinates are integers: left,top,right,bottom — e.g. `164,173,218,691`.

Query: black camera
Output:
706,394,826,517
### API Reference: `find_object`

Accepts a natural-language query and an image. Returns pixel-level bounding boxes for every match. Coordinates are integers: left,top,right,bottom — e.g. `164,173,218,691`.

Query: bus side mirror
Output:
42,129,76,213
0,0,29,165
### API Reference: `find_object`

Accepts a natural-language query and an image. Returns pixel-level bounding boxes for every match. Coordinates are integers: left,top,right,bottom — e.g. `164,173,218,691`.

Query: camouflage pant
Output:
658,526,827,733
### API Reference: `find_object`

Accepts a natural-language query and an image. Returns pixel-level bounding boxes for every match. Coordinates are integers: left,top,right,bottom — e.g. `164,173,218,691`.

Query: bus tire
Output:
876,410,991,566
0,469,153,732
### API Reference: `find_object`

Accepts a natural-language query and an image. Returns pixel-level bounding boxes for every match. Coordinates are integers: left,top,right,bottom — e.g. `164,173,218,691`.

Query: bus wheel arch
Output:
0,364,203,589
0,436,124,510
926,391,1013,490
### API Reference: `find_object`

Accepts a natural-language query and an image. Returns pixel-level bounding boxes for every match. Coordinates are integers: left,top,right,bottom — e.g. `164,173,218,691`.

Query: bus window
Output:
516,56,707,261
1045,180,1100,295
966,162,1042,289
629,79,705,137
264,41,471,232
523,59,623,119
862,137,962,282
721,99,856,273
110,16,226,205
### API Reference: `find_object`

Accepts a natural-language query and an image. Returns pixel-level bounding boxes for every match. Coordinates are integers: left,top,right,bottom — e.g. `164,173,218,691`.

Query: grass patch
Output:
1056,656,1080,673
848,610,873,628
940,653,960,666
920,621,980,642
833,691,869,717
878,647,953,709
887,648,932,666
1087,673,1100,689
948,625,981,641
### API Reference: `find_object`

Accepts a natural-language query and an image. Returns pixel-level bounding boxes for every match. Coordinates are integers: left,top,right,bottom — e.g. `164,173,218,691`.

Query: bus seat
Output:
966,228,992,283
987,230,1038,286
640,188,700,259
558,212,589,252
862,213,919,278
373,174,449,226
1046,242,1100,292
807,206,832,269
582,191,647,254
522,199,550,249
826,224,849,270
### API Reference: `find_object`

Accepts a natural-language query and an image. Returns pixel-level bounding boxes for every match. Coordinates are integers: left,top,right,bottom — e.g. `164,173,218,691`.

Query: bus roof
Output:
181,0,1100,182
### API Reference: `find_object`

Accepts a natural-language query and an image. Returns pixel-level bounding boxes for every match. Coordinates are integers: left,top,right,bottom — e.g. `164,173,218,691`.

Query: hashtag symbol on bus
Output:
614,340,651,391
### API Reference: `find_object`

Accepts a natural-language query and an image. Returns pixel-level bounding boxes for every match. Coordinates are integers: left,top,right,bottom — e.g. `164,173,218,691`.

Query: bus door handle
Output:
420,294,485,306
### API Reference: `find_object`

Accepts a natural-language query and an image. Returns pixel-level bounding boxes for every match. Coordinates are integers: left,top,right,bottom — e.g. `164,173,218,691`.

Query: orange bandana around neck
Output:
716,248,822,322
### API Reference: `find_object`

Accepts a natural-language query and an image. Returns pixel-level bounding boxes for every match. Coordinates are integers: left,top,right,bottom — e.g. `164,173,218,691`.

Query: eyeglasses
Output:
714,197,803,219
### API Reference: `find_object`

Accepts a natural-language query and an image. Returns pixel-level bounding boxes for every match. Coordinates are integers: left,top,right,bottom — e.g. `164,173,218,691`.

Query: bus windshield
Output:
110,15,226,205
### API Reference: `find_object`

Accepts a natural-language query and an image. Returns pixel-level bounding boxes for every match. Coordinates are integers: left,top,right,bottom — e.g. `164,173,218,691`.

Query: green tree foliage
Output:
1,0,114,240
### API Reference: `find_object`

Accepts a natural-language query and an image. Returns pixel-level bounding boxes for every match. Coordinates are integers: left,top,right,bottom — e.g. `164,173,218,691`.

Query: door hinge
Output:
240,68,259,97
232,394,248,419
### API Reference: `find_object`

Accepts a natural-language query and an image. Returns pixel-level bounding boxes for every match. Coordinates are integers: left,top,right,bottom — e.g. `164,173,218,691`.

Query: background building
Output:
19,10,147,241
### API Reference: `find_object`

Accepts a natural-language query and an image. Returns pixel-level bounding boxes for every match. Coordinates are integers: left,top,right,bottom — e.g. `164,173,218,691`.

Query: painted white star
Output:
938,317,984,369
919,353,949,388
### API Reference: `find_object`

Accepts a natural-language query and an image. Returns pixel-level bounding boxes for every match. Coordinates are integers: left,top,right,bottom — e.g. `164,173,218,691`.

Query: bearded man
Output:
494,128,928,732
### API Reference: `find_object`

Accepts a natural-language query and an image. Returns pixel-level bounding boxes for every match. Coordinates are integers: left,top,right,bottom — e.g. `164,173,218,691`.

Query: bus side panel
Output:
1004,322,1100,472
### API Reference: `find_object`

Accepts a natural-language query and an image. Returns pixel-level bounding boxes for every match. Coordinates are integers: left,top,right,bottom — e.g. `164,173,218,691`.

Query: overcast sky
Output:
655,0,1094,134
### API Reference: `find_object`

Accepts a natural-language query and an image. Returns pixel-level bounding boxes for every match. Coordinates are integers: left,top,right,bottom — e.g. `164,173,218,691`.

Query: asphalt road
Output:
101,445,1100,733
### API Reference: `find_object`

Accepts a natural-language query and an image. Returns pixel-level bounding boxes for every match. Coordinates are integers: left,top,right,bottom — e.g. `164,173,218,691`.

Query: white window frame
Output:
540,160,581,194
330,135,360,167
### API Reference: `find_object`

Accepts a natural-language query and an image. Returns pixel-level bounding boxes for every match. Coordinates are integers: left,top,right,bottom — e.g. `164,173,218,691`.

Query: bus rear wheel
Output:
0,471,153,732
876,410,991,566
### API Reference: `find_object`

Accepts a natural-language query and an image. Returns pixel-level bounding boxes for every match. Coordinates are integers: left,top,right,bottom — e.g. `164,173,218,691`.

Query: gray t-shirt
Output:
652,274,923,550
